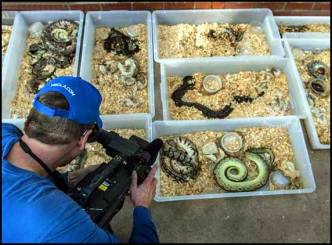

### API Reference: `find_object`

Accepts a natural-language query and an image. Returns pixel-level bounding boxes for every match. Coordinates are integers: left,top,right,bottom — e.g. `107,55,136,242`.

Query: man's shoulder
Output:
2,123,22,153
2,174,114,243
2,123,22,137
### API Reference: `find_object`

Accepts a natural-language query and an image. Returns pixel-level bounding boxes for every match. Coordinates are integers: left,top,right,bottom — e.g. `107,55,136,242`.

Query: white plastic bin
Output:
160,57,307,120
152,9,285,63
1,11,17,24
100,113,152,140
283,36,330,149
283,32,331,40
80,11,155,118
2,113,152,141
2,11,18,65
152,116,316,202
1,11,84,120
268,16,331,40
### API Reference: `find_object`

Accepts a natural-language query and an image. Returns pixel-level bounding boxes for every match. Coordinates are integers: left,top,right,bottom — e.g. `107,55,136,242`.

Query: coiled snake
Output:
213,151,271,192
160,137,200,182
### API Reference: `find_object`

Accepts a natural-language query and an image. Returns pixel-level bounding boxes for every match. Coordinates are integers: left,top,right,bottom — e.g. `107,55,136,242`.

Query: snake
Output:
31,57,56,80
213,151,270,192
41,19,78,55
171,68,280,119
278,24,309,36
160,137,200,182
207,27,244,43
308,77,330,98
103,28,140,56
307,60,329,78
171,76,234,119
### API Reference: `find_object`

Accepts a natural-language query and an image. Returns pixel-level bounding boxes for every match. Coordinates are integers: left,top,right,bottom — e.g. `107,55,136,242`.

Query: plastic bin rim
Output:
152,8,273,14
87,10,151,14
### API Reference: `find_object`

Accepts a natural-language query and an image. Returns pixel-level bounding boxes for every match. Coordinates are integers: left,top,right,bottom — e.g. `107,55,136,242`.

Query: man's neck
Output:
6,135,68,177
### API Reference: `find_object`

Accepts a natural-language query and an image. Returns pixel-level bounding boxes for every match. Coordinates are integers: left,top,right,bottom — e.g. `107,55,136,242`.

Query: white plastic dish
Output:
160,57,307,120
1,11,84,120
268,16,331,40
283,36,330,150
80,11,155,118
202,74,223,94
152,116,316,202
152,9,285,63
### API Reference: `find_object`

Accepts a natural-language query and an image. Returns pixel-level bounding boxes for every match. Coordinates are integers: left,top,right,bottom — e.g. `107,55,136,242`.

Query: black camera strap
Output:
19,139,68,193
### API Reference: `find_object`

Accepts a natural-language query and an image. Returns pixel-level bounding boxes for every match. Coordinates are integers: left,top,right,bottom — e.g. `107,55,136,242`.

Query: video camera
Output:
68,128,163,230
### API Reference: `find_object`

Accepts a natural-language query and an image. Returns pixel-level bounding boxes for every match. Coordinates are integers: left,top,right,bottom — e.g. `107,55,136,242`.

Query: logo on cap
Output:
51,83,76,96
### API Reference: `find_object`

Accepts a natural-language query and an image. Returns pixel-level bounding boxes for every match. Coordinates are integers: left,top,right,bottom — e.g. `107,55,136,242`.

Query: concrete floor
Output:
110,63,330,243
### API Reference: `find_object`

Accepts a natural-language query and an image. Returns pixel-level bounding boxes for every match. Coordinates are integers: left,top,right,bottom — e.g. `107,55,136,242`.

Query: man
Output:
2,76,159,243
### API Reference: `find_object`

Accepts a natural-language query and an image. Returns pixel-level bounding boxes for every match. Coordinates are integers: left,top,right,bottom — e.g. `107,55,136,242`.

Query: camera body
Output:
68,129,163,229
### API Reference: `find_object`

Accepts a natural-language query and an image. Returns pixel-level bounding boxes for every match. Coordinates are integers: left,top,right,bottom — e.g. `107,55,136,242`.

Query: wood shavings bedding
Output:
9,21,79,119
2,25,12,54
292,48,330,144
159,128,302,197
168,69,292,120
278,24,330,36
158,23,271,59
58,128,146,173
92,25,149,115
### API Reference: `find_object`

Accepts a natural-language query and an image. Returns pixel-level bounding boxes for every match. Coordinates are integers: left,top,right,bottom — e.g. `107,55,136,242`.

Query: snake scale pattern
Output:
213,152,270,192
160,137,200,182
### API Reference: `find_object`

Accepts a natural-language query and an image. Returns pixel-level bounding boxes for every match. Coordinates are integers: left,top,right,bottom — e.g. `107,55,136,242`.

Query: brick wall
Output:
2,2,330,16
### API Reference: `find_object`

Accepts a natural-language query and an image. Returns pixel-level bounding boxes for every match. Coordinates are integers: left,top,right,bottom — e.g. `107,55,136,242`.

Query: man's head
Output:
23,76,103,166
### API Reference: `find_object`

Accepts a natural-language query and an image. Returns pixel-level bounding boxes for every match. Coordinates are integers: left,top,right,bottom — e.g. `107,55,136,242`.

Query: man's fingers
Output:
130,170,138,192
145,164,158,183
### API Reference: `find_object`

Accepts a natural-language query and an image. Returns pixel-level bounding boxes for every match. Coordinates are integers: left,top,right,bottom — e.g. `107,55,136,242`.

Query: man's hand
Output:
130,164,158,208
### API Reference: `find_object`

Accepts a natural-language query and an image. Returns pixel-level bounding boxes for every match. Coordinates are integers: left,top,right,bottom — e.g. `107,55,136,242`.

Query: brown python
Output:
160,137,200,182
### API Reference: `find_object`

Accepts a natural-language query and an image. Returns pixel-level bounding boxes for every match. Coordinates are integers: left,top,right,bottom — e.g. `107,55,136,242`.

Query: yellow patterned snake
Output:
213,152,270,192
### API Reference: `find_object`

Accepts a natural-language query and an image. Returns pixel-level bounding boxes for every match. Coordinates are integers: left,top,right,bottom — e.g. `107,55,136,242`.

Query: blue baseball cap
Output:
33,76,103,129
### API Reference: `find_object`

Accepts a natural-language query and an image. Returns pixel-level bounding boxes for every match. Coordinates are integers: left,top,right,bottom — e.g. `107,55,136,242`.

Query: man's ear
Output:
78,129,92,150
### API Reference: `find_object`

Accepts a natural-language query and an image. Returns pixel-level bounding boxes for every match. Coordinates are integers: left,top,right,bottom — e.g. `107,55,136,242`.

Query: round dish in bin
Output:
202,75,222,94
308,78,330,98
220,132,243,156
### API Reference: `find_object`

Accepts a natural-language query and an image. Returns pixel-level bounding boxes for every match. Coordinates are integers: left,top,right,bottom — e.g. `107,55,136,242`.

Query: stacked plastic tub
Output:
153,9,285,62
2,8,329,202
269,16,331,41
152,9,316,202
79,11,155,136
2,10,85,126
1,10,154,146
283,35,330,149
267,14,330,149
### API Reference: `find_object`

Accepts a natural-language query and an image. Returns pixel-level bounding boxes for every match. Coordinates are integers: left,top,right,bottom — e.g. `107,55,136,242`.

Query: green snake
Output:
213,151,271,192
